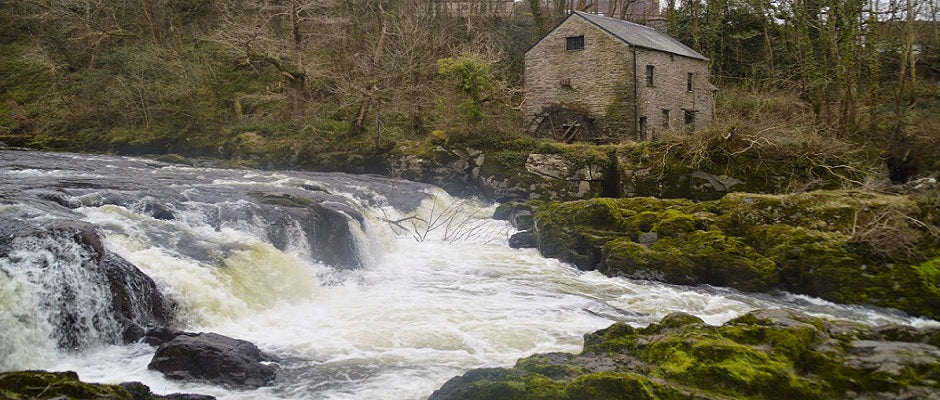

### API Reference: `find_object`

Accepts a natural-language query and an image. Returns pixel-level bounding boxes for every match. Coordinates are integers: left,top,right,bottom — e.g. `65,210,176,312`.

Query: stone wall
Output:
524,16,636,135
635,48,714,139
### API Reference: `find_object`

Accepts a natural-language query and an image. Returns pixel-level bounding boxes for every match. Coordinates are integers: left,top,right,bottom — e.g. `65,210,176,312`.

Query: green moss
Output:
640,324,827,399
563,372,684,399
651,209,698,237
534,199,636,268
911,255,940,288
582,322,638,353
601,238,699,284
656,313,706,329
436,310,940,400
535,189,938,317
493,150,529,169
654,231,778,291
534,143,612,170
0,371,134,399
514,354,583,380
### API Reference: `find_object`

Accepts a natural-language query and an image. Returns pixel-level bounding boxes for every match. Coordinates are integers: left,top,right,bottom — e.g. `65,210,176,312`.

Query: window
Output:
566,36,584,51
687,73,694,92
661,109,670,129
638,117,648,140
684,110,696,128
646,65,655,86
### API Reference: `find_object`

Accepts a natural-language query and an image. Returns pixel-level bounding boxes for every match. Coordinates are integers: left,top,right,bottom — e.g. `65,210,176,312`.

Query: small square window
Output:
661,109,670,129
566,36,584,51
687,73,694,92
646,65,655,87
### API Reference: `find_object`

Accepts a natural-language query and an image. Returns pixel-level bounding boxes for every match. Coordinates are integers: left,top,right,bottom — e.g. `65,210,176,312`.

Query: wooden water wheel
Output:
529,105,602,144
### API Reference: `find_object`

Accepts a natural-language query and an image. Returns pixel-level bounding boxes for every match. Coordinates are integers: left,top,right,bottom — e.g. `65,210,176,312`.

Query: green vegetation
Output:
0,0,530,165
0,1,936,182
431,309,940,400
530,190,940,318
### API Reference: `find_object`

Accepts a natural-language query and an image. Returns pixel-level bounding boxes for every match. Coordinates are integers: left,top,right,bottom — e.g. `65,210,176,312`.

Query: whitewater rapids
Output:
0,150,935,400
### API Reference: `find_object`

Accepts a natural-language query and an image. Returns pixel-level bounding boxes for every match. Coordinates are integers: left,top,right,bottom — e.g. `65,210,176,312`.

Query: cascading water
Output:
1,149,936,400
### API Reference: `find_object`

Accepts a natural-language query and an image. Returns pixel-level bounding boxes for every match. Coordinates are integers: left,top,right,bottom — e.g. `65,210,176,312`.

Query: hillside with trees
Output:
0,0,937,181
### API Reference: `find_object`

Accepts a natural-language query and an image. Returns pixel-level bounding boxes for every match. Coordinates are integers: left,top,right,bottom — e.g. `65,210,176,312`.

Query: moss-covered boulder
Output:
531,190,940,318
430,310,940,400
0,370,215,399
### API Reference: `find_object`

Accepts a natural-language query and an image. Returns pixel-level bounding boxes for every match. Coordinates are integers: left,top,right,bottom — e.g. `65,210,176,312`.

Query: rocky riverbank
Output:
378,140,878,202
430,309,940,400
499,188,940,319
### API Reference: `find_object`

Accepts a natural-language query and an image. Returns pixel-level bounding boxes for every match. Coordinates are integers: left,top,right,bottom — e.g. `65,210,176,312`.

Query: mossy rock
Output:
602,231,778,292
600,238,700,284
533,199,633,269
433,310,940,400
532,190,939,318
0,371,133,399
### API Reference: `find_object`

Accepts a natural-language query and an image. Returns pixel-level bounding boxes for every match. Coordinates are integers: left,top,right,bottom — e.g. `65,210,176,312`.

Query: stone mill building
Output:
524,11,716,142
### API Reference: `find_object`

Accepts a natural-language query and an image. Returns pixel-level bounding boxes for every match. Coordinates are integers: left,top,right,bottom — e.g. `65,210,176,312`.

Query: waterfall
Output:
0,211,172,370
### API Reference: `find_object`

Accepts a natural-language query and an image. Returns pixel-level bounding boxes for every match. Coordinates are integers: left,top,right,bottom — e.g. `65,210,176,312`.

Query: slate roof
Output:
573,12,707,61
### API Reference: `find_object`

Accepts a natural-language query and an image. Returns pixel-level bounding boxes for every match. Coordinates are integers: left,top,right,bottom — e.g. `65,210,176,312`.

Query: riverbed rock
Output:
430,309,940,400
148,332,277,389
508,230,536,249
0,217,174,350
0,370,216,400
531,190,940,318
247,191,362,268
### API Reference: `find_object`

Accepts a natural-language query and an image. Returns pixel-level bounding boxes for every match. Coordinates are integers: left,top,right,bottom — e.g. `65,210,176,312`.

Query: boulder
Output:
0,217,174,350
0,371,215,400
431,309,940,400
530,191,940,318
508,230,536,249
148,332,277,389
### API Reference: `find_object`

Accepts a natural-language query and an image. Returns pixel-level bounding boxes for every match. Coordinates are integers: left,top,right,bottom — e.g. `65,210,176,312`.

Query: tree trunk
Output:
353,0,389,135
287,74,306,121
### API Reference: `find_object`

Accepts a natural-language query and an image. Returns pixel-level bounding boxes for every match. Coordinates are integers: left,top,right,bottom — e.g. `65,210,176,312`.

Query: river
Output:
0,149,934,399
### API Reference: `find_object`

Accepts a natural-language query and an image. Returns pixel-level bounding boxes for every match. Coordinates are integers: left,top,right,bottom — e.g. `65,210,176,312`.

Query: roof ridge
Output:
572,11,706,61
574,10,657,31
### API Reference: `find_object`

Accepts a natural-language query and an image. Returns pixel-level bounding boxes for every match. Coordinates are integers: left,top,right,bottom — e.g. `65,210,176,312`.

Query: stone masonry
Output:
525,16,635,134
635,48,714,138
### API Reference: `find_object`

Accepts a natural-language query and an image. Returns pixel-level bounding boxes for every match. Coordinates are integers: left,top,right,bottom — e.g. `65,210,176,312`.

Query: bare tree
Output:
213,0,335,120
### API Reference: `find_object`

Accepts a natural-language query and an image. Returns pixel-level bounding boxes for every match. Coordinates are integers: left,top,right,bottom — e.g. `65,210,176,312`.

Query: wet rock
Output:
27,189,80,208
148,332,277,389
162,394,218,400
142,200,176,220
492,202,515,220
121,381,218,400
248,191,362,268
492,202,539,230
0,217,174,350
104,253,175,342
508,209,534,231
0,371,215,400
508,230,536,249
386,146,483,198
431,309,940,400
141,327,188,347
